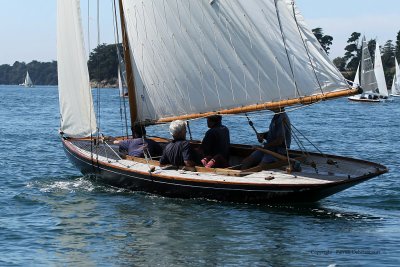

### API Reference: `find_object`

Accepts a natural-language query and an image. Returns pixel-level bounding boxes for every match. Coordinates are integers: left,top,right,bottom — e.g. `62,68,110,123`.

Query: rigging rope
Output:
112,0,129,139
95,0,101,165
87,0,95,164
290,1,324,95
274,0,301,97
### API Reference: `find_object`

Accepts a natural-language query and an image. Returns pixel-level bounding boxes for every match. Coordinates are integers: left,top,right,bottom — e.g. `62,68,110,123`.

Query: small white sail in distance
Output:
118,65,125,97
391,58,400,96
24,71,33,87
353,63,360,88
57,0,97,138
374,42,388,97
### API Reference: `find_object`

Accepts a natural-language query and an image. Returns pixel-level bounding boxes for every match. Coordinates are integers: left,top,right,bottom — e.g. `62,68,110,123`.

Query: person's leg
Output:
241,150,263,170
259,153,278,169
206,154,229,168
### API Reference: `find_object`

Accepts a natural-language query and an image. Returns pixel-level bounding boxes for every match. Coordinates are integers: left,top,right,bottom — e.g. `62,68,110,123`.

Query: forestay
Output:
57,0,97,138
121,0,349,123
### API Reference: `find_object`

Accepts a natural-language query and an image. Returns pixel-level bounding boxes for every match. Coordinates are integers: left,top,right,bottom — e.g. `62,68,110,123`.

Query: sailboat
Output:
349,39,388,102
19,71,34,87
57,0,387,203
391,58,400,97
118,65,128,97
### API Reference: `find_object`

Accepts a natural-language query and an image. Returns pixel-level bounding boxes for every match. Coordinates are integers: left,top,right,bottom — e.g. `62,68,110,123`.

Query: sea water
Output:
0,85,399,266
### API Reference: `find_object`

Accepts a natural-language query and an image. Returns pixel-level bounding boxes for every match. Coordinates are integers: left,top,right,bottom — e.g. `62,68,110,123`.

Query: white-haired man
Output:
160,120,196,168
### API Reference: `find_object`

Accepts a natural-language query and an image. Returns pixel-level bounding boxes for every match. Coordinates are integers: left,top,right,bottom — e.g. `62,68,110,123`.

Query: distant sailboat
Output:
118,65,128,97
20,71,34,88
57,0,387,203
391,58,400,97
349,38,382,102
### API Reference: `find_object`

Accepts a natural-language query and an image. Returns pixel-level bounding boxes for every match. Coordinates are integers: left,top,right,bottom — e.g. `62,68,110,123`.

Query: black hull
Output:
62,140,383,204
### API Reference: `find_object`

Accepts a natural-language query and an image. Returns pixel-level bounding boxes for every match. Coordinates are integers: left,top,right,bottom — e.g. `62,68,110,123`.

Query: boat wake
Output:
26,176,124,194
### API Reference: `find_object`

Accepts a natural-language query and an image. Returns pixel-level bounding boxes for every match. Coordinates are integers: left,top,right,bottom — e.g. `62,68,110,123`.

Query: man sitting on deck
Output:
241,107,291,170
160,120,196,168
114,123,162,158
198,115,230,168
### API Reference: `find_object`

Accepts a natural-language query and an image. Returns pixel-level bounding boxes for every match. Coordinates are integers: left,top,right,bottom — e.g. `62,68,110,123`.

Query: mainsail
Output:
360,37,377,93
374,42,388,97
57,0,97,138
121,0,351,123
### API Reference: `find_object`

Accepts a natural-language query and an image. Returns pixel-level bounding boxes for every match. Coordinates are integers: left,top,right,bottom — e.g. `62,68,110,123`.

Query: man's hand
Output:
257,132,266,143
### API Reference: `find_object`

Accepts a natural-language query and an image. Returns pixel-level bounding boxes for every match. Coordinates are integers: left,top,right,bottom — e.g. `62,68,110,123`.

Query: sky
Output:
0,0,399,65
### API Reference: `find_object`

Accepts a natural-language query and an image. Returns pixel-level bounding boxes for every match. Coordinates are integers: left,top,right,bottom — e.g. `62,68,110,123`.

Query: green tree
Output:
333,57,346,71
381,40,395,69
312,27,333,55
344,32,361,71
88,43,122,83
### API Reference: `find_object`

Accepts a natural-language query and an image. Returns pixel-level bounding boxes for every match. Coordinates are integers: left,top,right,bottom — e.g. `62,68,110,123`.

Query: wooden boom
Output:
155,88,359,124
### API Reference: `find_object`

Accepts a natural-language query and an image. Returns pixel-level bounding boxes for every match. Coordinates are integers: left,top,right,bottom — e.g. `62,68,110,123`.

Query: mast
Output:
118,0,137,131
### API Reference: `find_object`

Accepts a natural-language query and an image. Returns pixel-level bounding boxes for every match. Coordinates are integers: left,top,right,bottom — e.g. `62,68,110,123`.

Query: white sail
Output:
57,0,97,138
353,64,360,88
121,0,348,122
360,37,377,93
24,71,33,87
391,58,400,96
374,42,388,97
118,65,124,97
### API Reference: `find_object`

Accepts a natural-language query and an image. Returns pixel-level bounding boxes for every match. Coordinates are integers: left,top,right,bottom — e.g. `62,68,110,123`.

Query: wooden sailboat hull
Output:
62,138,387,204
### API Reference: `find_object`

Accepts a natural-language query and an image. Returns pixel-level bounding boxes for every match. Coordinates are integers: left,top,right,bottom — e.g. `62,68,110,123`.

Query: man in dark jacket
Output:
241,107,291,169
199,115,230,168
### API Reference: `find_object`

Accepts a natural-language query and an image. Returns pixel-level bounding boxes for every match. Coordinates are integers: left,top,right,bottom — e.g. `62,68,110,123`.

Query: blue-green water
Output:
0,85,399,266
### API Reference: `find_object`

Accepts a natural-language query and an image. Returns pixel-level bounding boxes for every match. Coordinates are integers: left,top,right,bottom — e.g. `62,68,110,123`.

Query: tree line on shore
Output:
0,29,399,87
0,44,121,86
